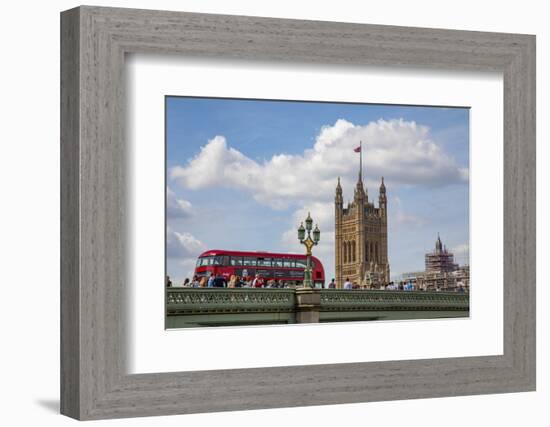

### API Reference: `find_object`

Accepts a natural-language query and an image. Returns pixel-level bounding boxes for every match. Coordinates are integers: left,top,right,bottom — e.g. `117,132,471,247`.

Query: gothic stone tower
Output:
335,174,389,288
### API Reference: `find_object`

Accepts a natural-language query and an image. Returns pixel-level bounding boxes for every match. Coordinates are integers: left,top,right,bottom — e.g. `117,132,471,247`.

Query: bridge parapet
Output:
166,288,296,315
165,288,469,328
320,289,469,312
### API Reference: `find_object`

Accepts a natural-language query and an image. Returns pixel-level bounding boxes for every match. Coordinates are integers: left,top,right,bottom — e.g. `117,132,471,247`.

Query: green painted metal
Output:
320,310,468,322
166,288,296,313
167,312,296,329
166,288,469,328
320,289,469,311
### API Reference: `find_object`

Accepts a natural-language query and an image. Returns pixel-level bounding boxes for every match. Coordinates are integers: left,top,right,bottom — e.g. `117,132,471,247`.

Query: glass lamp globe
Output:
305,212,313,231
313,224,320,243
297,222,306,241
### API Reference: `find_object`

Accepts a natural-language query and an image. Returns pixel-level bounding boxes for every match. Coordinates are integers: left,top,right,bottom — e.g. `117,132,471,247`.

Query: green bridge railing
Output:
166,288,469,328
320,289,469,311
166,288,296,314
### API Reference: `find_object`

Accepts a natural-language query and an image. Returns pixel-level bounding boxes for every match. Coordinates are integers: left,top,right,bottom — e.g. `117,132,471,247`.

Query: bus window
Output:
213,255,229,266
243,257,256,266
230,256,243,266
295,259,307,268
257,257,272,267
273,258,283,267
283,259,295,268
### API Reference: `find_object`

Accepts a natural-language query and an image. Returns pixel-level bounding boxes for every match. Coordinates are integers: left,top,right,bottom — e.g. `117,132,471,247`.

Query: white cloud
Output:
166,187,193,218
166,227,206,259
170,119,468,209
166,228,207,283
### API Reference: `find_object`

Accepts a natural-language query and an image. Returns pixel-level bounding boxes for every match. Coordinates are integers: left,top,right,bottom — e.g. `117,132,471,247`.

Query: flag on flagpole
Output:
353,145,361,153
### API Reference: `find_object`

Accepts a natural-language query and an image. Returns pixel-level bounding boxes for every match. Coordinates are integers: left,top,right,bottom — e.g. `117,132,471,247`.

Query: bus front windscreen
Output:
196,256,214,267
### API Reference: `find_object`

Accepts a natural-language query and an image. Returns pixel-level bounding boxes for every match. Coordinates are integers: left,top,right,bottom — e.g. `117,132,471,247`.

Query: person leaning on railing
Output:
252,274,263,288
190,275,200,288
343,278,352,290
235,276,244,288
213,274,227,288
199,276,207,288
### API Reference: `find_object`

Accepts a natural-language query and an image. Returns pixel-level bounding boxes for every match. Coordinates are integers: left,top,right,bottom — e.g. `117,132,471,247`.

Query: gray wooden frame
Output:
60,5,536,420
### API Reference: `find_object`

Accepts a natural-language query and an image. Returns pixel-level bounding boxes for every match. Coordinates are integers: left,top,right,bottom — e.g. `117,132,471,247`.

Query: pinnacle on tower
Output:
378,176,387,213
335,177,343,206
436,233,443,253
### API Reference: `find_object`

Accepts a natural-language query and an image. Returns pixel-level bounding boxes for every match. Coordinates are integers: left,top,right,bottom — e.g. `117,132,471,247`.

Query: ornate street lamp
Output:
297,212,321,288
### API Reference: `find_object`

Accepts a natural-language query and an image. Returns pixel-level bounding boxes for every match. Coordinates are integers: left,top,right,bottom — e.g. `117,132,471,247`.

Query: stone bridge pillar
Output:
295,287,321,323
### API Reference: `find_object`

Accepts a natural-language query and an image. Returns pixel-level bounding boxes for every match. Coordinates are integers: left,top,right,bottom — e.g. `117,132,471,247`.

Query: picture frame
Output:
60,5,535,420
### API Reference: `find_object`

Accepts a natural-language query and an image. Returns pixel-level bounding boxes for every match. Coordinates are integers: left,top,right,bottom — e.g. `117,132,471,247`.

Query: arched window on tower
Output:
365,242,369,262
375,242,379,263
370,242,374,262
343,242,346,264
352,241,356,262
344,241,348,264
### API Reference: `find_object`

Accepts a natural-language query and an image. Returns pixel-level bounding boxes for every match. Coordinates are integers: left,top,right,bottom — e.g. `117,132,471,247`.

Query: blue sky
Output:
166,96,469,284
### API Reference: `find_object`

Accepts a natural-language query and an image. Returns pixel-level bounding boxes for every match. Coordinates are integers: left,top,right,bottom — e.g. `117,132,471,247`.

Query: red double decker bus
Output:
194,249,325,287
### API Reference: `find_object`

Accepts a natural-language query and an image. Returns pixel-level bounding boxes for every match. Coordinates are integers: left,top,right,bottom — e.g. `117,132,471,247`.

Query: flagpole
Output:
359,140,362,182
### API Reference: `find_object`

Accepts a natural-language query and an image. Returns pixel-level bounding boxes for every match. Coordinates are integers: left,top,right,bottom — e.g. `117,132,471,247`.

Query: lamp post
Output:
298,212,321,288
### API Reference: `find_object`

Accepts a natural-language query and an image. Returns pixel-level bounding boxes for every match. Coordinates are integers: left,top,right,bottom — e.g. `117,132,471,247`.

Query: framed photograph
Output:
61,6,535,420
164,96,471,330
